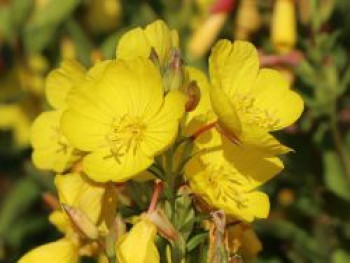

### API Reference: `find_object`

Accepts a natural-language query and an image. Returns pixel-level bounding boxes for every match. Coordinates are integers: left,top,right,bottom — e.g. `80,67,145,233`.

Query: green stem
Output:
330,115,350,183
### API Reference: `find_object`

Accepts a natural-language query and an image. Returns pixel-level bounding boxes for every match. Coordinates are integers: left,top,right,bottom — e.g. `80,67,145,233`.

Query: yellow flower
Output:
18,238,79,263
20,172,117,262
271,0,297,54
116,219,160,263
185,128,283,222
0,104,31,147
61,58,185,182
30,110,81,172
209,40,304,155
234,0,261,40
116,20,179,67
46,59,86,110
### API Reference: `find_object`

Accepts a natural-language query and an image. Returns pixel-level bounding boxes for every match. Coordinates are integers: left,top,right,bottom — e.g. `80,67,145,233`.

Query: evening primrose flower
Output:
0,104,31,147
185,120,283,222
19,172,117,262
271,0,297,54
116,219,160,263
30,111,82,172
209,40,304,155
61,58,186,182
116,20,179,67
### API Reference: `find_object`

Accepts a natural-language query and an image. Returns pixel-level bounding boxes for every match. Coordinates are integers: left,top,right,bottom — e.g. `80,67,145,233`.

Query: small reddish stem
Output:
191,121,217,140
148,180,163,213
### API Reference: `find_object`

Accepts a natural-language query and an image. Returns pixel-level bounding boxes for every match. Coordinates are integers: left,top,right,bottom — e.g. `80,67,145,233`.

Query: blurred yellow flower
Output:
61,58,185,182
234,0,261,40
46,59,86,110
18,238,79,263
116,219,160,263
271,0,297,54
209,40,303,155
227,224,262,261
116,20,179,67
20,172,116,262
30,110,82,172
0,104,31,147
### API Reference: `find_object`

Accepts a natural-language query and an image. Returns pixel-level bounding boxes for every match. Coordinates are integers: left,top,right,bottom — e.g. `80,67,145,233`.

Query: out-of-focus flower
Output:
234,0,261,40
271,0,297,54
0,104,31,147
61,58,186,182
278,188,295,206
227,224,262,261
209,40,303,155
30,110,82,172
188,0,236,59
116,20,179,68
85,0,122,35
19,172,117,262
60,37,77,61
116,219,160,263
30,59,86,172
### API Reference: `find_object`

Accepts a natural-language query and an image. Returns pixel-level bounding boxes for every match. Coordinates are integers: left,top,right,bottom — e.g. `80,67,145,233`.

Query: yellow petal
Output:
210,84,242,136
247,69,304,130
141,90,186,156
239,124,292,156
117,220,160,263
46,59,86,110
116,28,151,60
55,172,106,224
83,147,153,182
31,111,80,173
245,191,270,219
117,20,178,66
209,40,259,99
18,238,79,263
48,210,70,234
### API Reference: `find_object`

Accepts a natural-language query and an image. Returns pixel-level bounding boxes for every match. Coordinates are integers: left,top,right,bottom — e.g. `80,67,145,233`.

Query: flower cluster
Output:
20,20,303,263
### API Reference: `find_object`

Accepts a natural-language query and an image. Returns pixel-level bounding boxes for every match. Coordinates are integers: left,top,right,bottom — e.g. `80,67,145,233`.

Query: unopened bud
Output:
62,203,99,240
183,81,201,112
145,209,179,241
105,214,126,260
149,47,160,68
163,49,184,91
271,0,296,54
235,0,261,40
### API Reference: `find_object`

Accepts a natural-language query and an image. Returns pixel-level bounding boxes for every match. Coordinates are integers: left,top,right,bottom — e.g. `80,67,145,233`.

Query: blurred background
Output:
1,0,350,262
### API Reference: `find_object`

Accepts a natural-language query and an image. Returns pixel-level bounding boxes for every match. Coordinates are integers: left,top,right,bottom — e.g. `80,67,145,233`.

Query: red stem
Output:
148,180,163,213
191,121,217,140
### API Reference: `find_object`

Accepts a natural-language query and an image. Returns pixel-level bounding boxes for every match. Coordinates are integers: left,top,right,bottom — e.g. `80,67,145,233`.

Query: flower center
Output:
106,114,146,162
236,94,279,130
206,163,248,209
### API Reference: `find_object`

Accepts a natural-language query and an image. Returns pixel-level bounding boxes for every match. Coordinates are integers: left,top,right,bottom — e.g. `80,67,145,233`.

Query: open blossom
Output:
209,40,303,155
61,58,186,182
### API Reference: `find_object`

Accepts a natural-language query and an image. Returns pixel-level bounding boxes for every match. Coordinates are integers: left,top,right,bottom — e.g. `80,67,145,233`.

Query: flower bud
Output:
163,49,184,92
183,80,201,112
116,219,160,263
62,204,99,240
271,0,296,54
188,13,228,59
146,209,179,241
234,0,261,40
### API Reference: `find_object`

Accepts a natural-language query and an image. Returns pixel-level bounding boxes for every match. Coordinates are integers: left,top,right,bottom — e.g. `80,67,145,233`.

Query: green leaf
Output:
0,178,41,241
323,150,350,201
332,249,350,263
23,0,81,53
186,232,208,252
10,0,33,30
